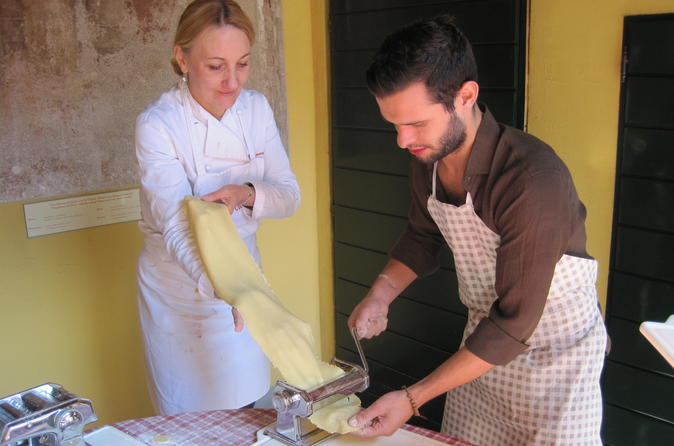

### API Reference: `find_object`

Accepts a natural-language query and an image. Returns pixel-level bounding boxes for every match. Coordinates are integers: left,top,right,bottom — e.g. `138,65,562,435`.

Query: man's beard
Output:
422,112,467,164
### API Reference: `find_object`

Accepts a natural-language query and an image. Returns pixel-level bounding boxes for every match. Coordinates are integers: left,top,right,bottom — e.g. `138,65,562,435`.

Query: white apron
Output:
426,163,606,446
137,82,269,414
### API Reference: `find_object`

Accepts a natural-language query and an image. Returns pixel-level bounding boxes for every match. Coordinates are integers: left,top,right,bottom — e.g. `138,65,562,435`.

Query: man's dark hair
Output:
366,15,478,111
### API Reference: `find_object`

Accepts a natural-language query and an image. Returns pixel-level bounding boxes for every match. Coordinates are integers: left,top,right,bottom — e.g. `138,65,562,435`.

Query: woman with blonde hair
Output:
135,0,299,414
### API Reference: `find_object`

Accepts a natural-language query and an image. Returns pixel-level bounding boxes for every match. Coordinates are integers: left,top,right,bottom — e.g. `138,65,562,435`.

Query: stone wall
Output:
0,0,286,202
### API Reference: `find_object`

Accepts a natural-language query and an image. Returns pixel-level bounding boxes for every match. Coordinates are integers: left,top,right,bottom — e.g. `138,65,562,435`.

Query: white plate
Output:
640,314,674,368
84,426,146,446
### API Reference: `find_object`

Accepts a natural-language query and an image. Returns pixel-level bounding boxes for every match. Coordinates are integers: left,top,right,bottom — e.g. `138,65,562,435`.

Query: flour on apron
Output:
426,163,606,446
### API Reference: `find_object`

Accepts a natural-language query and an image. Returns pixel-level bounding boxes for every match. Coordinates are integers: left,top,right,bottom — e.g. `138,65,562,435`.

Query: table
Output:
112,409,475,445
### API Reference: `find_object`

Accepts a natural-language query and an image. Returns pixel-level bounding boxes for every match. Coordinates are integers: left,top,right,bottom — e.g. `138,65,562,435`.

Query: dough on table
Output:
184,196,361,433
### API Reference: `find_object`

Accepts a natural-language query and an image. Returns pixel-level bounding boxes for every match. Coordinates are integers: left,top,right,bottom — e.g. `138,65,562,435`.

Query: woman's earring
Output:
182,72,188,83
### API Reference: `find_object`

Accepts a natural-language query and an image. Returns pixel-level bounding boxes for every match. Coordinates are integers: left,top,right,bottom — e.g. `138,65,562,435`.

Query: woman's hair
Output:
366,15,477,112
170,0,255,75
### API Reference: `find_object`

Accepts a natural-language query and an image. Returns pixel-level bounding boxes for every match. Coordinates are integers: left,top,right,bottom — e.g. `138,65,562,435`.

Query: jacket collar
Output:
179,79,246,127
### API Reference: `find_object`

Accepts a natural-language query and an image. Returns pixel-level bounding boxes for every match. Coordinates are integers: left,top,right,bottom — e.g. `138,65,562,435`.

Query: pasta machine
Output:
263,328,369,446
0,383,97,446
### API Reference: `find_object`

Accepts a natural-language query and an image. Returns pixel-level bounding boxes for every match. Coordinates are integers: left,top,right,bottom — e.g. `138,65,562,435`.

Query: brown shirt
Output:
390,107,591,365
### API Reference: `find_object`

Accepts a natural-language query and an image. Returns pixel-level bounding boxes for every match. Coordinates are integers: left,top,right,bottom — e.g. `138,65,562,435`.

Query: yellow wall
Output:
258,0,334,362
0,196,153,424
527,0,673,310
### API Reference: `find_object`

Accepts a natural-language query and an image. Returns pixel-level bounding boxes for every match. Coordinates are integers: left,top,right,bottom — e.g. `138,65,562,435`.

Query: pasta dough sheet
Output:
185,196,361,433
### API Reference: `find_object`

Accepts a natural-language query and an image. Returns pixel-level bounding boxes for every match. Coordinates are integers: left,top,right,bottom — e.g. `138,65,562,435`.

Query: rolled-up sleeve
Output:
465,168,577,365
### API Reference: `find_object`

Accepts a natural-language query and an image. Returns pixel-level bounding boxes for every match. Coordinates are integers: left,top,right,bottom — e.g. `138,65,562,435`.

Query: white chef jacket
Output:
135,79,300,414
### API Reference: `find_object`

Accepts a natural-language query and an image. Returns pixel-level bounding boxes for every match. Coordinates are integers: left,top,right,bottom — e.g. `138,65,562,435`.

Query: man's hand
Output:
202,184,254,214
348,390,413,437
232,307,244,332
347,295,389,339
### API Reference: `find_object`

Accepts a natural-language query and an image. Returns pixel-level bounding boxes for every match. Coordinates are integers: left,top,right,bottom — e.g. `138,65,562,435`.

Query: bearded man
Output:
347,15,607,446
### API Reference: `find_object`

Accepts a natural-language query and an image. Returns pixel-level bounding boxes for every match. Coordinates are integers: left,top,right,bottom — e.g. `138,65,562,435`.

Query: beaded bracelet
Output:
401,385,422,417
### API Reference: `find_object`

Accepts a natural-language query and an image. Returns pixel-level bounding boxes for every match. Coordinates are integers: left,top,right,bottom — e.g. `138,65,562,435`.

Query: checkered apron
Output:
427,164,606,446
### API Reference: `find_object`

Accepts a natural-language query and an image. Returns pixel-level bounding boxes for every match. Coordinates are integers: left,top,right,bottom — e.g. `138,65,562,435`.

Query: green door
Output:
602,12,674,446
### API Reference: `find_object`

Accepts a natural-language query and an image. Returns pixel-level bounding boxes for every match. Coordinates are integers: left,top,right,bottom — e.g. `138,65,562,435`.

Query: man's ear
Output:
455,81,479,110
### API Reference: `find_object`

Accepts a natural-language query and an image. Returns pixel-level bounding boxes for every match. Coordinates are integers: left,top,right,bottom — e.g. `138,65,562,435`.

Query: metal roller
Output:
0,383,96,446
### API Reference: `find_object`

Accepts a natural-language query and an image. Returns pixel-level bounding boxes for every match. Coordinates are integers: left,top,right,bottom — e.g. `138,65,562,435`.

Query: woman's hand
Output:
202,184,255,214
232,307,244,332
